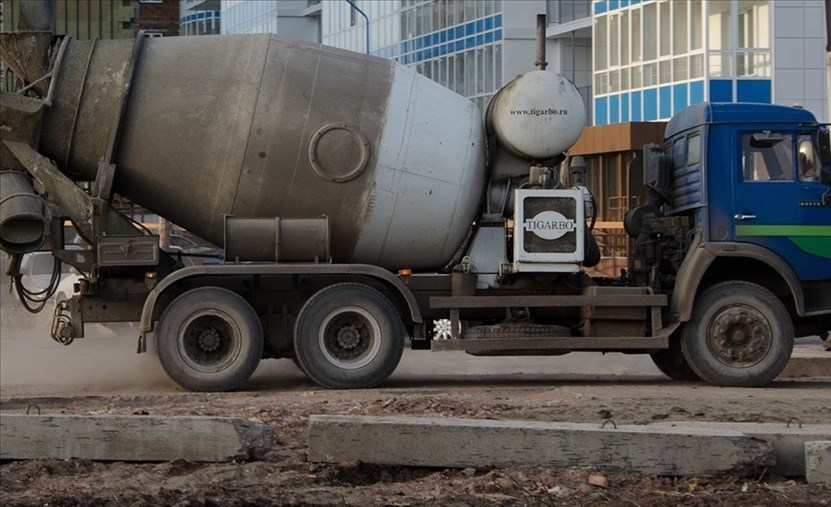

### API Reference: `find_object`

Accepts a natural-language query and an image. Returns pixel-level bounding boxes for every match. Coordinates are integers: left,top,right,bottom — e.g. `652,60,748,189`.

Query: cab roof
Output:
665,102,819,139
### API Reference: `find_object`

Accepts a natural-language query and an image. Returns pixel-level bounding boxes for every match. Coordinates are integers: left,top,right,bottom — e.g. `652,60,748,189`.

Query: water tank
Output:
36,34,487,269
488,70,586,160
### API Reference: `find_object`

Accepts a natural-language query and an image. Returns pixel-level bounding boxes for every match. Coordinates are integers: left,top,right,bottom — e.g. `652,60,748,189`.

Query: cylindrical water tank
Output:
488,70,586,160
37,35,487,270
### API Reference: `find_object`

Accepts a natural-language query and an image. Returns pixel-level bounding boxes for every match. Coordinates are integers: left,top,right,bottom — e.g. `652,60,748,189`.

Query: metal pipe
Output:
43,36,70,106
345,0,371,55
535,13,548,71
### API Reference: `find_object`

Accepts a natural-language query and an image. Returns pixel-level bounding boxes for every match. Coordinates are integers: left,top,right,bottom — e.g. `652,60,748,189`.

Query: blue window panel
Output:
198,12,206,19
495,29,503,41
495,14,502,28
609,0,620,10
609,94,620,124
737,79,771,103
631,91,642,121
621,0,629,6
476,20,484,32
594,1,607,15
689,80,704,105
644,88,658,120
466,21,475,36
484,31,494,43
709,79,733,102
432,33,439,45
595,97,608,126
621,92,630,122
673,83,688,114
631,0,641,4
659,85,672,119
485,17,494,30
455,40,464,52
467,37,477,49
476,34,484,45
440,30,448,43
455,26,464,38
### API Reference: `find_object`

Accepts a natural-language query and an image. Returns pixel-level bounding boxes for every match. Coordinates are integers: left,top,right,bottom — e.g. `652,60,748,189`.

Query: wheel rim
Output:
318,306,381,370
706,304,772,368
177,310,243,373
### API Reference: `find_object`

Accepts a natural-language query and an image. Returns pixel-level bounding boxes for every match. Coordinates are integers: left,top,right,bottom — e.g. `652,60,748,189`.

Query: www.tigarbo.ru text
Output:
509,108,569,116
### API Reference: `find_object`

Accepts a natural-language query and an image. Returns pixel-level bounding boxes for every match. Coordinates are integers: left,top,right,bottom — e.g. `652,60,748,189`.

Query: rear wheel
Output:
681,281,793,387
293,283,404,389
157,287,263,392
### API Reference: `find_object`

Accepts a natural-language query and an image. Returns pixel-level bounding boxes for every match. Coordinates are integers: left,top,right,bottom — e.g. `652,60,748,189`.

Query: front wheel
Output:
157,287,263,392
681,281,793,387
293,283,404,389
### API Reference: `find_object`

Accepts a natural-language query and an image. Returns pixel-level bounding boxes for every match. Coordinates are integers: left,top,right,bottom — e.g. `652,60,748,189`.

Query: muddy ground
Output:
1,265,830,506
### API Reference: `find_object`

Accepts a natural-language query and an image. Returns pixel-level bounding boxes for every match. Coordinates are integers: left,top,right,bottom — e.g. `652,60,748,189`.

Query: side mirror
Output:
820,128,831,185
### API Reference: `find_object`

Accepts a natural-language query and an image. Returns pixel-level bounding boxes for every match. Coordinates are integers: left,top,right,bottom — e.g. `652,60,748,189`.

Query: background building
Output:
591,0,829,125
322,1,585,115
180,0,221,36
220,0,320,42
1,0,180,90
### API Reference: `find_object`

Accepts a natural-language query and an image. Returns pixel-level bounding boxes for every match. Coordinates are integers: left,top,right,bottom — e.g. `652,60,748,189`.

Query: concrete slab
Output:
780,345,831,379
0,414,272,462
805,441,831,484
651,421,831,477
309,415,774,477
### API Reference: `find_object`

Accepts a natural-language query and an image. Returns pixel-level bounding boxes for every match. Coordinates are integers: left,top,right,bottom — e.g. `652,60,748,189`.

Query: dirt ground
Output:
1,266,830,506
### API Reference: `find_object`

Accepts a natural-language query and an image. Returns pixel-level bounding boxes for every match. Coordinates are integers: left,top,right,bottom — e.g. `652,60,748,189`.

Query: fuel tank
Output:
488,70,586,160
37,34,487,270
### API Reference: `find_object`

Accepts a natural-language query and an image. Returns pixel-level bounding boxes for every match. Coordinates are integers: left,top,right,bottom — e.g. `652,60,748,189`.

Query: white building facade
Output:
220,0,320,42
591,0,829,125
218,0,827,124
323,0,519,114
180,0,221,36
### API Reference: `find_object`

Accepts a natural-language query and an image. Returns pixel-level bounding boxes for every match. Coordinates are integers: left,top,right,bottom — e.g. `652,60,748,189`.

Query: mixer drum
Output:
37,34,487,270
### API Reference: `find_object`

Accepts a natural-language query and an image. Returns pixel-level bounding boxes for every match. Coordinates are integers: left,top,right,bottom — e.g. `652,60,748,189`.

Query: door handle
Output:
734,213,757,221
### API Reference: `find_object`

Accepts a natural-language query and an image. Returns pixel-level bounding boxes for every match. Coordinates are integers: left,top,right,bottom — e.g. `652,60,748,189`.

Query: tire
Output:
156,287,263,392
293,283,404,389
681,281,793,387
650,335,700,381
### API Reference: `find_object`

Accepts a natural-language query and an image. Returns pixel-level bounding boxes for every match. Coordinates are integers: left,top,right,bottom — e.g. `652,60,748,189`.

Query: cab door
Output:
731,131,831,281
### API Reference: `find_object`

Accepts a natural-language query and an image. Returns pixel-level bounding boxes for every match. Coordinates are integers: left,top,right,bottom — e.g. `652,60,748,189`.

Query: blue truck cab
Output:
634,102,830,386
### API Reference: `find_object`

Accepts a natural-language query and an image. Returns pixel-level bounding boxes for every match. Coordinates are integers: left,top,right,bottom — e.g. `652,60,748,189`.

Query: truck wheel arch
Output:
672,242,805,322
139,264,423,340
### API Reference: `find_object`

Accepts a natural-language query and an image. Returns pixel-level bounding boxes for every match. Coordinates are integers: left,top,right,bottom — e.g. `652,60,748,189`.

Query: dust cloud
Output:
0,253,174,396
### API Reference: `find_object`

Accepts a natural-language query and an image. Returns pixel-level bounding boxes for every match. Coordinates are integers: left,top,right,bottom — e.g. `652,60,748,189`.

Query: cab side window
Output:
741,133,793,182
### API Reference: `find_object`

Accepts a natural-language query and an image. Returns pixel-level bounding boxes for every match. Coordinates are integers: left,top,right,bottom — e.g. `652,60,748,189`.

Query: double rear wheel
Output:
157,287,263,392
293,283,404,389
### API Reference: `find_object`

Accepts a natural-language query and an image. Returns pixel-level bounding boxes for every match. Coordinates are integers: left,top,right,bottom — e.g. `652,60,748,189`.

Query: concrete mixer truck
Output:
2,8,830,391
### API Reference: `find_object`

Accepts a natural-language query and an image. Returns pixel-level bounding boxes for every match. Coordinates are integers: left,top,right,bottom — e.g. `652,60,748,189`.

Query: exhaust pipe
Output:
0,171,47,254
